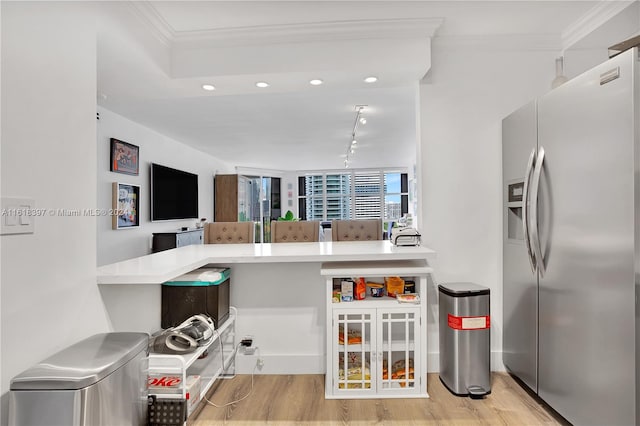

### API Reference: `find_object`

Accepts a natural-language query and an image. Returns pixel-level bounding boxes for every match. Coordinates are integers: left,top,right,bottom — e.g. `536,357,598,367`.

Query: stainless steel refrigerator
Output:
502,47,638,426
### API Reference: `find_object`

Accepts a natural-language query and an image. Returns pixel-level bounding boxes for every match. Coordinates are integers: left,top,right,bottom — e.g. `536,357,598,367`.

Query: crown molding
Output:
127,1,174,47
561,0,636,51
127,1,443,48
170,18,444,47
433,34,561,52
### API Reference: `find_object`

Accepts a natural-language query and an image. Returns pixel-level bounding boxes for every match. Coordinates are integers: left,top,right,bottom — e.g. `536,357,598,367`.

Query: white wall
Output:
418,40,559,370
2,9,636,425
96,107,234,265
417,1,640,373
281,171,299,219
0,5,234,422
563,1,640,80
0,3,107,423
97,3,640,375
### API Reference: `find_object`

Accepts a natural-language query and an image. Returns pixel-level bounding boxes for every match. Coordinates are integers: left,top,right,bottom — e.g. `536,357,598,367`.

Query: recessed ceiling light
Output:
202,84,215,91
364,76,378,83
256,81,270,88
309,79,323,86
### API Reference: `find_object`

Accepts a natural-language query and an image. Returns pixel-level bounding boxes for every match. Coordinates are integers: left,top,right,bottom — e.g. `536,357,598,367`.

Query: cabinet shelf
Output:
332,298,418,309
338,341,415,352
176,309,235,368
321,259,432,278
382,341,416,352
148,307,237,413
338,344,372,352
323,261,430,399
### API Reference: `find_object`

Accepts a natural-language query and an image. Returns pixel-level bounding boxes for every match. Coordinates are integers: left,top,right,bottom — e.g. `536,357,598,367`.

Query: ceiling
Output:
96,1,603,171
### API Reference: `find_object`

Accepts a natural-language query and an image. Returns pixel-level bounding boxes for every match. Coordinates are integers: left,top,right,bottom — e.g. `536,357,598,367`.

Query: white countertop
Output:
97,241,436,284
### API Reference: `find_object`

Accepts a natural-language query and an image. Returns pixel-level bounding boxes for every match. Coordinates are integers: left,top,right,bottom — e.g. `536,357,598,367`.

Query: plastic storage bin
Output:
162,267,230,329
438,282,491,397
8,332,149,426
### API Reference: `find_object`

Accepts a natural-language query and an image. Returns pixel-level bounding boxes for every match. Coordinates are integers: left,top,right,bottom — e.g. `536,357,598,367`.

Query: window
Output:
298,170,408,221
353,171,381,220
383,172,408,221
326,174,351,220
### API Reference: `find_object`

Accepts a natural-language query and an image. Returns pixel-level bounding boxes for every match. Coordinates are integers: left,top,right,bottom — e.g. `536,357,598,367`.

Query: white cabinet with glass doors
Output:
321,260,432,399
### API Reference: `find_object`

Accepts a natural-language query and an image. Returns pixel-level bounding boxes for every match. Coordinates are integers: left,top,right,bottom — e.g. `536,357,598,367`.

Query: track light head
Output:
345,105,369,167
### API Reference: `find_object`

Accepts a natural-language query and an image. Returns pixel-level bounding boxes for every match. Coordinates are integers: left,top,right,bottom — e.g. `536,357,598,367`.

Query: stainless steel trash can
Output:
9,332,149,426
439,282,491,397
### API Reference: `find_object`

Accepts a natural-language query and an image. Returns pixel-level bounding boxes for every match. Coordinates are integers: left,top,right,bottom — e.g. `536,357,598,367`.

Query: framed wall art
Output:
112,182,140,230
110,138,139,175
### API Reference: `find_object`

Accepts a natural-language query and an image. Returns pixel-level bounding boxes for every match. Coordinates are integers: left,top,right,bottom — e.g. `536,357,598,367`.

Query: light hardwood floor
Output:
191,373,568,425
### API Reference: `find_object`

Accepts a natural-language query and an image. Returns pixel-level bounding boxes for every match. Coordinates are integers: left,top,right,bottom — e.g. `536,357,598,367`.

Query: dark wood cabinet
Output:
152,228,203,253
214,174,238,222
214,173,281,242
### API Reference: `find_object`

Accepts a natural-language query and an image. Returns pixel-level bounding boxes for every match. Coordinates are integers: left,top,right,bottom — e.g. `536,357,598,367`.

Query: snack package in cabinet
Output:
341,280,354,302
354,277,366,300
385,276,405,298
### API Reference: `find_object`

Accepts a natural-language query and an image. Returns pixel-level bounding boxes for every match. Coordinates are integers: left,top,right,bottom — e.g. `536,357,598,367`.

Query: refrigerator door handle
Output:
522,147,537,273
530,146,545,277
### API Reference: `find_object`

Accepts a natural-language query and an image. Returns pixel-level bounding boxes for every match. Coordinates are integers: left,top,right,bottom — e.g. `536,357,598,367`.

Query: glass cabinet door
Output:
333,309,373,394
377,307,420,394
237,175,255,223
238,174,279,242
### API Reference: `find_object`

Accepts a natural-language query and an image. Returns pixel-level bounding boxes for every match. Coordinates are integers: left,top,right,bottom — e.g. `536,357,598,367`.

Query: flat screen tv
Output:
151,163,199,221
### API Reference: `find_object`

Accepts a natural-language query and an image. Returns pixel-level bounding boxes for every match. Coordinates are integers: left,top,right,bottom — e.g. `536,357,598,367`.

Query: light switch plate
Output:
1,197,35,235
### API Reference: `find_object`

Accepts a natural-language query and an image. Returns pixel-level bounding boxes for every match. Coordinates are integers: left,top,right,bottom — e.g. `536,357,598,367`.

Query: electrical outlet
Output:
257,358,264,369
241,335,254,347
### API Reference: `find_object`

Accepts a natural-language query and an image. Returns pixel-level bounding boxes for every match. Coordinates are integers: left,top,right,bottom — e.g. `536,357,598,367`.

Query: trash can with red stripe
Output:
438,282,491,398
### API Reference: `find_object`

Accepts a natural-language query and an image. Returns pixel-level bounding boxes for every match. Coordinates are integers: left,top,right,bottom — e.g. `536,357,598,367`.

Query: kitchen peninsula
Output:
97,240,435,375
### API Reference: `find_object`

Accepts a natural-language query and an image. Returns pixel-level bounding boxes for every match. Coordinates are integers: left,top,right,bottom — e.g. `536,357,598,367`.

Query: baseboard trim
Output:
235,352,505,374
236,354,326,374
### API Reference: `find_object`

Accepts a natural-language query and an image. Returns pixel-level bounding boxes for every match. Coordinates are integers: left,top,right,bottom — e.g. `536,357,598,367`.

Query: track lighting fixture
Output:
345,105,367,167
